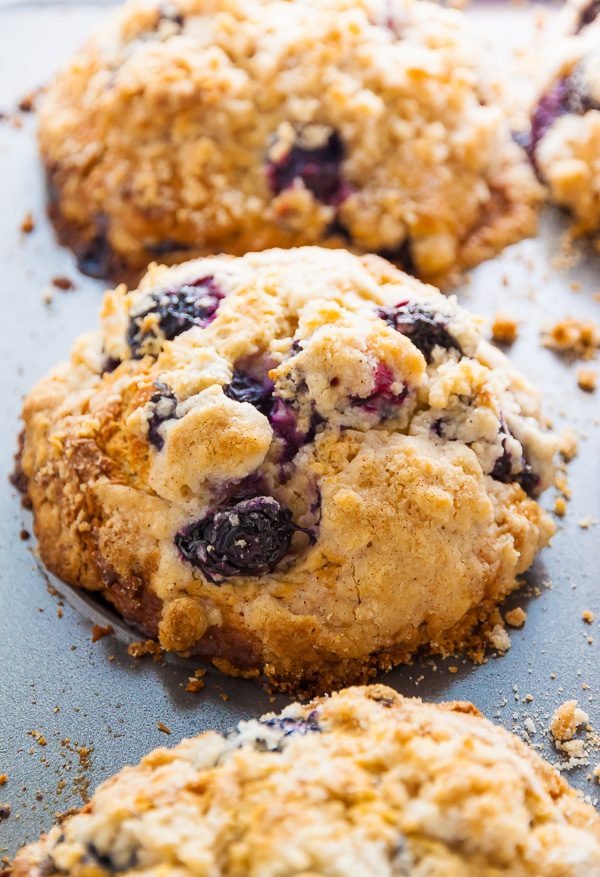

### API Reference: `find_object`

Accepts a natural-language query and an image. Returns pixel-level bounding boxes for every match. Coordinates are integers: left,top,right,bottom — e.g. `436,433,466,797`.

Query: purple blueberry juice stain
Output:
378,301,461,363
175,496,314,583
267,131,350,205
146,382,177,450
351,364,408,415
127,276,224,358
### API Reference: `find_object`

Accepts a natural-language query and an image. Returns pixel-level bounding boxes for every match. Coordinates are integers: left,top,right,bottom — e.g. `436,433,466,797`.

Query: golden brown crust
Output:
19,248,556,693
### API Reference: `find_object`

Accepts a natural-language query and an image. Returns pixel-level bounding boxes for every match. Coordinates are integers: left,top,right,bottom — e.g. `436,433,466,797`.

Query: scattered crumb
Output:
41,286,54,305
18,91,38,112
554,496,567,517
185,678,205,692
127,640,163,661
185,670,207,693
491,312,518,344
220,694,229,702
19,529,30,541
91,623,114,643
579,516,595,529
583,610,595,624
448,666,458,674
505,607,527,628
488,624,511,652
157,722,171,735
550,700,589,742
577,368,596,392
51,275,75,291
558,426,578,461
0,776,6,785
20,212,34,234
542,317,600,358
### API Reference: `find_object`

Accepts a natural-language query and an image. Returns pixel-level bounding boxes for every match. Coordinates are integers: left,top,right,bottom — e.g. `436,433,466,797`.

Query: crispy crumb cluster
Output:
38,0,541,286
11,687,600,877
19,248,556,692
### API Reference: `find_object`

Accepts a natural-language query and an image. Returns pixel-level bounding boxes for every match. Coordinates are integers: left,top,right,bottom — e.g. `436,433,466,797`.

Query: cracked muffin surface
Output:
12,685,600,877
18,247,556,691
526,0,600,233
39,0,541,286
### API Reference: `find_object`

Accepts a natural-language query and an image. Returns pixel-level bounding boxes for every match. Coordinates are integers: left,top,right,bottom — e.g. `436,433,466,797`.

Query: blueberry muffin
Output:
526,0,600,233
39,0,542,287
12,685,600,877
18,248,556,691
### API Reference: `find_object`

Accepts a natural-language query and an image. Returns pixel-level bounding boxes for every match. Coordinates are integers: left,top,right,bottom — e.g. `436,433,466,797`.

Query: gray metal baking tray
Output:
1,0,599,862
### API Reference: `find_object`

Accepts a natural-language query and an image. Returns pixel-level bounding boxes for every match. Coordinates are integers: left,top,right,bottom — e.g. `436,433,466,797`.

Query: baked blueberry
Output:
378,302,461,363
175,496,311,583
223,371,274,417
146,383,177,450
267,131,348,205
127,276,223,357
491,422,540,497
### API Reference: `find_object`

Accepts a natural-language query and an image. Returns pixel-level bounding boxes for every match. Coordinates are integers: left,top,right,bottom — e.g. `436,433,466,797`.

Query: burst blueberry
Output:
224,371,274,417
378,301,461,363
127,276,223,358
267,131,349,205
175,496,313,583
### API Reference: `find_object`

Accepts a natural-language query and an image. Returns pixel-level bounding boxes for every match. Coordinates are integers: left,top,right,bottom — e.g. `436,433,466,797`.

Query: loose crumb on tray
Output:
577,369,597,392
20,213,34,234
550,700,589,742
491,311,519,344
505,607,527,628
91,623,114,643
542,318,600,359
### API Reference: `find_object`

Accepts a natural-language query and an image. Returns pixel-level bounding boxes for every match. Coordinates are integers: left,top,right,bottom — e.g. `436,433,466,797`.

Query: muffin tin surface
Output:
1,0,600,861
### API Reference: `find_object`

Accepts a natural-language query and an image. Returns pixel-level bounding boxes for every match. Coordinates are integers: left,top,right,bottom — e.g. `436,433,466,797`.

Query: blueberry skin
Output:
378,301,461,363
175,496,313,583
490,422,540,497
146,382,177,450
223,371,275,417
266,131,350,205
528,71,600,159
127,276,223,358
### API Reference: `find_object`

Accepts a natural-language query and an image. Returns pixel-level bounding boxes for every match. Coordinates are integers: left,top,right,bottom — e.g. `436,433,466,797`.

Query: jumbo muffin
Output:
39,0,542,286
18,248,556,691
526,0,600,233
12,685,600,877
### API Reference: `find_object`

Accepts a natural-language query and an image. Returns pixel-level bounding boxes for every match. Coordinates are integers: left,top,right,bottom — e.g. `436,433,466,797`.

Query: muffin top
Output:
12,685,600,877
39,0,541,283
20,248,555,687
